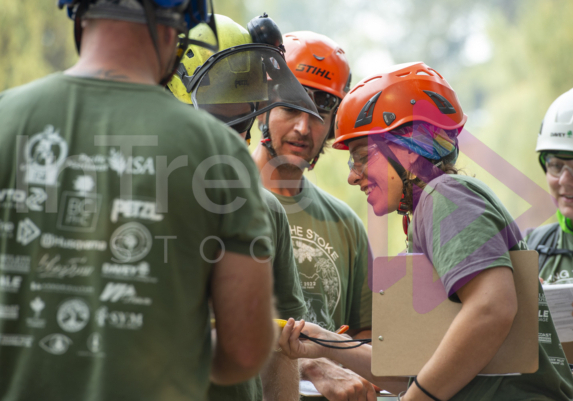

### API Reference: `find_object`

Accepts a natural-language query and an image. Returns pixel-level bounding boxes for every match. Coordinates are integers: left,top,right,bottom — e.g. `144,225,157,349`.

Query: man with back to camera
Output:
251,31,376,401
167,13,326,401
0,1,276,400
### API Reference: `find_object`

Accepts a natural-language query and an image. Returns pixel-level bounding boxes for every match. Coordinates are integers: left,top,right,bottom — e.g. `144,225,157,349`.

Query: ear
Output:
161,26,179,48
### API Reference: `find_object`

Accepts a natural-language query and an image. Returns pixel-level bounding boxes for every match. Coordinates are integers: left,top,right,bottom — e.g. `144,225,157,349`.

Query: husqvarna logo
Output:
295,64,332,80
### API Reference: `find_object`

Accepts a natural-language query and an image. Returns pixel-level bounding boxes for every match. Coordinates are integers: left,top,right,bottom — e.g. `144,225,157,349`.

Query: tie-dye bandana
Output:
382,121,459,162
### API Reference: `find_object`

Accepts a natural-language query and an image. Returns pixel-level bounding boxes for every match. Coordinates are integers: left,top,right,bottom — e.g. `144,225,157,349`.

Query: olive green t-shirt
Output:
409,174,573,400
273,178,372,332
208,189,307,401
0,73,272,401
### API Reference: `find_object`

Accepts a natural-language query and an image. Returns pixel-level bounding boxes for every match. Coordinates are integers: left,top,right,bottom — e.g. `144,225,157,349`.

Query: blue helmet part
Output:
58,0,213,32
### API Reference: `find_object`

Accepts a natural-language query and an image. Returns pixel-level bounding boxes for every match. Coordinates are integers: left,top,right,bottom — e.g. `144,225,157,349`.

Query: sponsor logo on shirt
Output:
96,306,143,330
0,220,14,239
0,275,22,293
0,304,19,320
16,218,41,246
40,233,107,251
36,254,94,279
22,125,68,186
65,149,155,176
30,281,94,295
99,282,152,306
110,199,163,223
0,254,31,274
0,188,47,212
108,149,155,176
86,332,103,354
27,297,46,328
57,176,100,233
538,293,548,306
102,261,156,283
538,309,550,322
549,356,567,366
0,334,33,348
539,332,552,344
109,222,152,263
57,298,90,333
39,333,72,355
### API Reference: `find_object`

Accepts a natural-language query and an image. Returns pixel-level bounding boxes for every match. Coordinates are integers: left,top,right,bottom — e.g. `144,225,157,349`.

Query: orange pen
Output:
335,325,349,335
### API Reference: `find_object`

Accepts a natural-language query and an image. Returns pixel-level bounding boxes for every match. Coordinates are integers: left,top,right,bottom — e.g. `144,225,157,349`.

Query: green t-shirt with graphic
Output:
409,174,573,401
273,178,372,332
0,73,272,401
208,189,307,401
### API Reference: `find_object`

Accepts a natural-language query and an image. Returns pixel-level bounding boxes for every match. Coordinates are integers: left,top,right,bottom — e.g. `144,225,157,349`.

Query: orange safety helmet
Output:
283,31,351,100
333,62,467,150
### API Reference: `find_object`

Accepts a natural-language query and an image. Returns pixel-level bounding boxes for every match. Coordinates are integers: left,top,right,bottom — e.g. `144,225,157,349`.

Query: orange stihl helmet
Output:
333,62,467,150
283,31,351,100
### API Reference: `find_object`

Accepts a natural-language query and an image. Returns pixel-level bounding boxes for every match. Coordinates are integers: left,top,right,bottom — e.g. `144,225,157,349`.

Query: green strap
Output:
557,210,573,234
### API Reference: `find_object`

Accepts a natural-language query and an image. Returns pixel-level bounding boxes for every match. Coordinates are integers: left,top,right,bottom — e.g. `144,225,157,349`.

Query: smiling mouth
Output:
561,194,573,199
362,184,376,195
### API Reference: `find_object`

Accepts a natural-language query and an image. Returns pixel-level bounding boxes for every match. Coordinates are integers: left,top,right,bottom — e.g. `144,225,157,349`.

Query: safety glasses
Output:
545,155,573,178
303,87,340,113
348,144,381,177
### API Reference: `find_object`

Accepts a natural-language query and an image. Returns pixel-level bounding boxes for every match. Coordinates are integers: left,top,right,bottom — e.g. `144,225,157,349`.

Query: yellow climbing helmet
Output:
167,14,262,105
166,13,322,138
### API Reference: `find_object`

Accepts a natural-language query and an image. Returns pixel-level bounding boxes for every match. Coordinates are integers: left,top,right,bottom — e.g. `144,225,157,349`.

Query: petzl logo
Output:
16,218,41,246
110,199,163,223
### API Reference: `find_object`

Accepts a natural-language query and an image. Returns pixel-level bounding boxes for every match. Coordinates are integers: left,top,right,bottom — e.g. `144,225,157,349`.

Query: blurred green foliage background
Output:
2,0,572,255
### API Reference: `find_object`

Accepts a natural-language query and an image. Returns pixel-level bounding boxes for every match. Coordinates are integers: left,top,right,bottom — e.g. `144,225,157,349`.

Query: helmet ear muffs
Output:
247,13,284,50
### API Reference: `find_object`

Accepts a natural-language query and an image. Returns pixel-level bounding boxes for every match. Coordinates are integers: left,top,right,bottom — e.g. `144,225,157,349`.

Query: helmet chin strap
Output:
260,111,278,158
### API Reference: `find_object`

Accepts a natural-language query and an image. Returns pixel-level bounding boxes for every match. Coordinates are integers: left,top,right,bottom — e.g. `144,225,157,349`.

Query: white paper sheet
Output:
543,283,573,343
299,380,392,397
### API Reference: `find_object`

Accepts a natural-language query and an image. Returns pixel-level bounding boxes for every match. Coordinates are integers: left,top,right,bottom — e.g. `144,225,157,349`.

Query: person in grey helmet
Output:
0,1,277,400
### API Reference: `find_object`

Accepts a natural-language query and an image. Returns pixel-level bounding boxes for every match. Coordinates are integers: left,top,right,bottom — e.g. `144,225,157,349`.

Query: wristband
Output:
414,376,442,401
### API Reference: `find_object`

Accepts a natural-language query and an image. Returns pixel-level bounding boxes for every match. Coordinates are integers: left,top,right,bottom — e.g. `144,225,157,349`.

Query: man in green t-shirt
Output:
167,14,320,401
0,1,278,400
251,32,375,401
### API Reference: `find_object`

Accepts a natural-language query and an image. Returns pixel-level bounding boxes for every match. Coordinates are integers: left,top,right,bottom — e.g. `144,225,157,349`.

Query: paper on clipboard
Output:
371,250,539,376
542,283,573,343
299,380,393,397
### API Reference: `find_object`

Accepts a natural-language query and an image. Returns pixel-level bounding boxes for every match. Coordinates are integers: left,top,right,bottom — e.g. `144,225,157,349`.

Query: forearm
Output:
405,305,515,400
261,352,299,401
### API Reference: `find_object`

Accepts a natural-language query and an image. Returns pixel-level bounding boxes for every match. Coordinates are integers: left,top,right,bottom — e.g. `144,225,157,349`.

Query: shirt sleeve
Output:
412,176,519,298
347,219,373,330
207,132,272,259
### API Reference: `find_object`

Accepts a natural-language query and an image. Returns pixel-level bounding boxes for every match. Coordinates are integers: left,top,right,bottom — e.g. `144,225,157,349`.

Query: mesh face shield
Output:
177,43,323,130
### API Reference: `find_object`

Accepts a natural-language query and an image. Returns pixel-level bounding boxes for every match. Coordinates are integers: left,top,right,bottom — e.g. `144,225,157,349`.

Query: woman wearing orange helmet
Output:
278,62,573,400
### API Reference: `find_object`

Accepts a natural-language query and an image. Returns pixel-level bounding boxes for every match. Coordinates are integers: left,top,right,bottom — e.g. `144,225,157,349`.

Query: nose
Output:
559,167,573,186
348,169,362,186
294,113,311,136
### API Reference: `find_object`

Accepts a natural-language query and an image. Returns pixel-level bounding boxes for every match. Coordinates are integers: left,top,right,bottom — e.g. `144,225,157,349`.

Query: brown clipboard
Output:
371,250,539,376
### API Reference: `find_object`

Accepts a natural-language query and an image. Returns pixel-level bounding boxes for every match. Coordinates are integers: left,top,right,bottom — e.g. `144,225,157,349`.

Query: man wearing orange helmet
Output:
252,32,375,401
277,62,573,400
